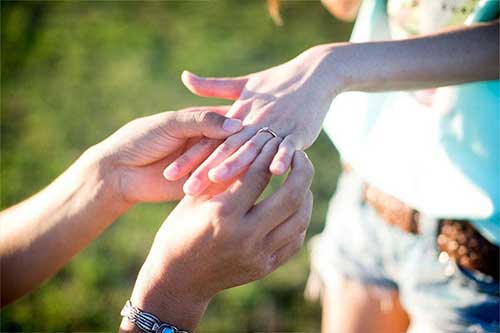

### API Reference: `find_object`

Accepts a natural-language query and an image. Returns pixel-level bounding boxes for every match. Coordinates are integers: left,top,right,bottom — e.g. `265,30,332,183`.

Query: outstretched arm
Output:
0,107,242,306
164,21,499,196
333,20,499,92
0,148,127,306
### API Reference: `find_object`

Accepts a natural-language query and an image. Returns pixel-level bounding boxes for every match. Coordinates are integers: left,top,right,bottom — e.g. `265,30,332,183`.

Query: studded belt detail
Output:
363,183,499,281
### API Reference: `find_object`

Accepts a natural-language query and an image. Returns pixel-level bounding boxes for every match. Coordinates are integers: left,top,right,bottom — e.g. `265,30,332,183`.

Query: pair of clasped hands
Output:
1,45,333,332
119,50,334,331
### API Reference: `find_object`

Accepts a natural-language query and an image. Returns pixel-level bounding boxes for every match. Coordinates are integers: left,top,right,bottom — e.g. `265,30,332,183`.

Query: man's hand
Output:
0,106,242,306
122,139,314,332
94,106,242,204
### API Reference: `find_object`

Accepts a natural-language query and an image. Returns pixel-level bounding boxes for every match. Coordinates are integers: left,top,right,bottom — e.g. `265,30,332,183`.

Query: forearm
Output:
119,252,210,333
320,21,499,93
0,146,130,306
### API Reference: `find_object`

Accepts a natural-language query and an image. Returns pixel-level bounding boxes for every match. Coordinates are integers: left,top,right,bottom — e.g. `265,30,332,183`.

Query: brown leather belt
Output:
363,183,499,281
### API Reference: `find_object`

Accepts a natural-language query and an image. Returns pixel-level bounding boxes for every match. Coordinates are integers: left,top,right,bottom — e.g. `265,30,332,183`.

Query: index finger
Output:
212,138,281,216
165,108,242,140
247,151,314,229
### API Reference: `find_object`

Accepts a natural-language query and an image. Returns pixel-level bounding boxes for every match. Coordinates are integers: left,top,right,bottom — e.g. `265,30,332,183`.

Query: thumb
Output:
166,109,243,140
181,70,248,100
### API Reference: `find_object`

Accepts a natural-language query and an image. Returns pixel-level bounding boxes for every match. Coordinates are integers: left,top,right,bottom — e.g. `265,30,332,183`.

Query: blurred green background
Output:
1,1,352,331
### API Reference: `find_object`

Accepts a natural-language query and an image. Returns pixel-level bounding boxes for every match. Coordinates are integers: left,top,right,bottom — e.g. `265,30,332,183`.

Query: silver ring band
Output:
256,126,279,138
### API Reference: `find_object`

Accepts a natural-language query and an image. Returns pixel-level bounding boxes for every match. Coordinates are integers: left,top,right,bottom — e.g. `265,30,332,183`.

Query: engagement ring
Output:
256,126,279,138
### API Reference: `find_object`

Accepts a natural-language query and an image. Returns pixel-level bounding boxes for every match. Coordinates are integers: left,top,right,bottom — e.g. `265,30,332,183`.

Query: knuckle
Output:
260,263,273,278
285,191,305,211
267,253,282,274
208,218,234,245
204,111,222,125
171,110,187,125
254,256,272,278
290,173,312,195
209,218,225,240
249,169,269,189
244,139,259,154
296,154,314,179
223,160,239,173
197,137,220,149
195,110,212,124
270,136,283,147
249,156,268,174
213,202,236,219
282,140,296,152
217,142,235,155
174,155,192,168
276,152,290,164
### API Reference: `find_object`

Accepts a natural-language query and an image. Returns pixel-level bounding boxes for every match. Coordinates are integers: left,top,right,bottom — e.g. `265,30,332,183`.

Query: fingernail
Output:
223,118,242,133
210,166,229,181
184,178,201,195
163,164,179,180
273,161,286,174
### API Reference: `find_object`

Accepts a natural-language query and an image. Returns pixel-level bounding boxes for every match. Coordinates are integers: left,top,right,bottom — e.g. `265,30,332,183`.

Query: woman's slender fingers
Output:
208,130,277,183
163,137,222,181
270,135,299,175
182,126,258,196
264,190,313,252
226,99,253,120
181,71,248,100
183,105,231,115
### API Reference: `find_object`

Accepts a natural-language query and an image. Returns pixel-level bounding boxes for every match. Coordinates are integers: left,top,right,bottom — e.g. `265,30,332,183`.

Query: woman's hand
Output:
164,45,341,196
164,21,500,197
94,106,242,203
124,141,314,332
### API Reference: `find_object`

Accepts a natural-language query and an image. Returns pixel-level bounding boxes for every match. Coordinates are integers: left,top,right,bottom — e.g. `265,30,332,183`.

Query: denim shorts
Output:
308,171,500,333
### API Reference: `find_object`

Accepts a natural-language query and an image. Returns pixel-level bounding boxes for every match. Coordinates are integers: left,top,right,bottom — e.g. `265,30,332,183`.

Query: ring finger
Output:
208,128,279,183
163,137,222,181
183,126,259,196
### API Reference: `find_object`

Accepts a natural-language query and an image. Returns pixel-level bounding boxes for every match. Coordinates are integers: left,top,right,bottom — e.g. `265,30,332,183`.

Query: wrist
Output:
315,42,360,93
125,258,211,332
298,43,350,99
77,145,133,215
321,41,394,93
